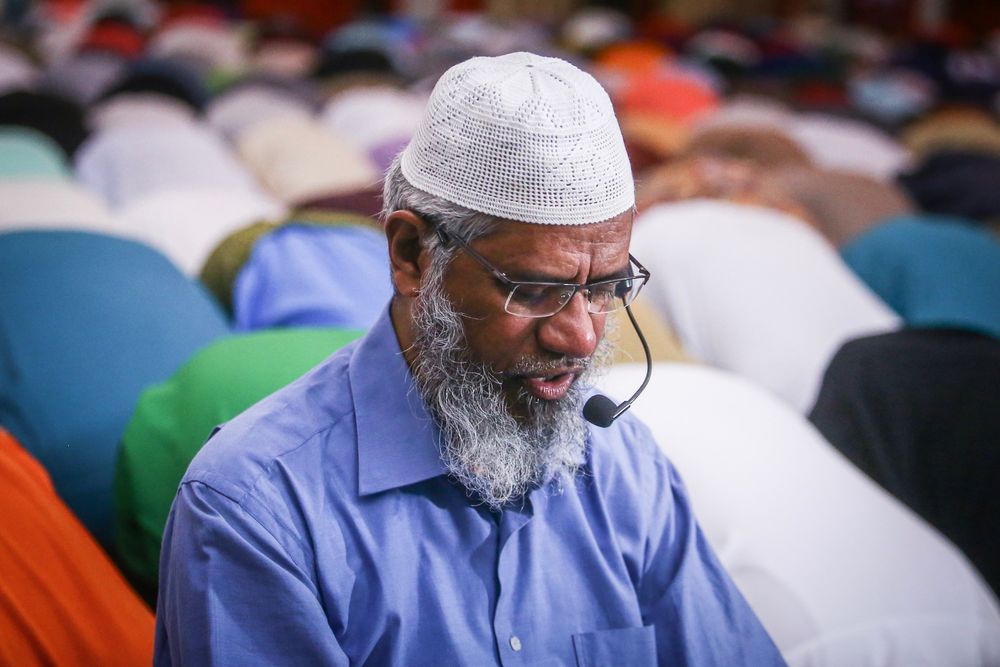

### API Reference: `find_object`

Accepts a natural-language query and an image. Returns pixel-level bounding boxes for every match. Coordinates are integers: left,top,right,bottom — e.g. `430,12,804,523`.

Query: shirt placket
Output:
491,501,534,667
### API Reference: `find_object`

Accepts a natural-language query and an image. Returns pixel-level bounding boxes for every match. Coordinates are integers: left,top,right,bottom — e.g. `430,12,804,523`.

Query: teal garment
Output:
841,216,1000,339
114,327,362,603
0,127,70,180
0,231,229,546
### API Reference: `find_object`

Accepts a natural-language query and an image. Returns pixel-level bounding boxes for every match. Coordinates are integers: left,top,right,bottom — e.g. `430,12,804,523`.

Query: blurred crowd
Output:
1,0,999,665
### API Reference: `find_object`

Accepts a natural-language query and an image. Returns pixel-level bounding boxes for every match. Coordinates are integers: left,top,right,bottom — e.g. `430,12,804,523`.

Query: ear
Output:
384,209,432,298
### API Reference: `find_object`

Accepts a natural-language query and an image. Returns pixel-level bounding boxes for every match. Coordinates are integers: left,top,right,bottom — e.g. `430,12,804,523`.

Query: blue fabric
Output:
233,223,391,331
0,231,229,545
155,309,785,666
841,215,1000,339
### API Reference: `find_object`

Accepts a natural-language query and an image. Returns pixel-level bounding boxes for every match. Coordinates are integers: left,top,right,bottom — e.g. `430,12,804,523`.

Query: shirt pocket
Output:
571,625,656,667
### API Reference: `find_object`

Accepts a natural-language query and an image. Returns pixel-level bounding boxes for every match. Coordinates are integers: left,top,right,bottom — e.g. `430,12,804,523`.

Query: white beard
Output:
408,264,615,510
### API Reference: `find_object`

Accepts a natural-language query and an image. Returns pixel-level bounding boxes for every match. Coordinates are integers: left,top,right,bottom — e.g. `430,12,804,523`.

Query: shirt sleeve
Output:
154,481,350,667
631,424,788,666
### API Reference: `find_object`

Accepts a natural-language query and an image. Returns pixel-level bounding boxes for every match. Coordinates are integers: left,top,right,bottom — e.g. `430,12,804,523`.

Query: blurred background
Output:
1,0,999,665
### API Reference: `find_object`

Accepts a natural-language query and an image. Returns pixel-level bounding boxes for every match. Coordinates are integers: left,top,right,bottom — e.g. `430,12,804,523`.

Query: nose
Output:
536,292,600,359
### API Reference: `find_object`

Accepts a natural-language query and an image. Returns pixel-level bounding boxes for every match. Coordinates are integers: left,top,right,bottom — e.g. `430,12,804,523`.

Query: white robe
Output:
632,199,899,412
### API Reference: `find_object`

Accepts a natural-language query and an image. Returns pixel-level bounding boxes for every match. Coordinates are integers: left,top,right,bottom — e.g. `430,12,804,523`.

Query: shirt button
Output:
509,635,522,652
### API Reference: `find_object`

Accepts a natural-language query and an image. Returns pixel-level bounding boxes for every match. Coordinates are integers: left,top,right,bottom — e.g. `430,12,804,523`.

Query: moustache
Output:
501,355,592,380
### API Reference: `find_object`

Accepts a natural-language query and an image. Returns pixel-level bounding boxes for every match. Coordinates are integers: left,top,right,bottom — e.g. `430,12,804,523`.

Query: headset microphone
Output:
584,304,653,428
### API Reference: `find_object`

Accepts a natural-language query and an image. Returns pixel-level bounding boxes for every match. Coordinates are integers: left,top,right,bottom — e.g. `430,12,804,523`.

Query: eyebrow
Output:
501,262,632,286
427,215,632,285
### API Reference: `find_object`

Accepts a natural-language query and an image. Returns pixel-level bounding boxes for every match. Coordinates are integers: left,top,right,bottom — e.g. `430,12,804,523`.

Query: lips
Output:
522,371,578,401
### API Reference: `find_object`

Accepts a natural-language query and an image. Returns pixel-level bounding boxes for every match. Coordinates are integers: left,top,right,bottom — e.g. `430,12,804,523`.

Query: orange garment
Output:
595,41,673,77
0,428,153,667
616,69,719,125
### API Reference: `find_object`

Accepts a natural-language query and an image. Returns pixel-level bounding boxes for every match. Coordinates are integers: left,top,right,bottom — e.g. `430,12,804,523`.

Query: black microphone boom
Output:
584,304,653,428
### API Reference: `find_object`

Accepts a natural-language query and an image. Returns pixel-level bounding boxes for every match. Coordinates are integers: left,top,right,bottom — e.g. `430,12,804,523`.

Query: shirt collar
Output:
350,307,448,496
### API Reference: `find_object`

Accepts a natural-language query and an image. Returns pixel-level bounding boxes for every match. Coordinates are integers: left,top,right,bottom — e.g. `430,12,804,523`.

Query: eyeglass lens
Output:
505,278,640,317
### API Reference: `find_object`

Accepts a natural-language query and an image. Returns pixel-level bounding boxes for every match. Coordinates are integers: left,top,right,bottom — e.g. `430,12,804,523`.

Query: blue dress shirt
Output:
155,309,784,666
233,224,392,332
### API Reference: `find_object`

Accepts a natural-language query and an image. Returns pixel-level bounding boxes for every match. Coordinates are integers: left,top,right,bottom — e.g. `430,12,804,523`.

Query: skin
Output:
385,209,634,409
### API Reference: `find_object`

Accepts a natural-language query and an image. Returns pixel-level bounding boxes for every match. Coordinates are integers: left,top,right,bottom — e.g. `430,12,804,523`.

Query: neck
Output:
390,296,419,369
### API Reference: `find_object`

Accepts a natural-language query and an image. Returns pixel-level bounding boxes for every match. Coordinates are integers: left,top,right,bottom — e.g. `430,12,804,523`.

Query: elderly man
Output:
155,53,784,666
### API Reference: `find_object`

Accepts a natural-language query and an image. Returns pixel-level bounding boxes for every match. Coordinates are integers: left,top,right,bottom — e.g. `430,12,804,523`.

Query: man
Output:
155,52,784,665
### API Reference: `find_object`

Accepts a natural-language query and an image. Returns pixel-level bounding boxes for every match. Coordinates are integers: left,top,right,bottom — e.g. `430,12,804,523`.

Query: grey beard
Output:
409,265,615,511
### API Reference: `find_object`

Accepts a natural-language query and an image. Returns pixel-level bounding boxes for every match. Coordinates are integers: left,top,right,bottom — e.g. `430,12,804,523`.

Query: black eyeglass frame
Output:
424,216,651,319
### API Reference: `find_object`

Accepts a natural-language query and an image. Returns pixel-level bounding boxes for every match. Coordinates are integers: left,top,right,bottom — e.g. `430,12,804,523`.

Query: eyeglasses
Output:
426,218,650,319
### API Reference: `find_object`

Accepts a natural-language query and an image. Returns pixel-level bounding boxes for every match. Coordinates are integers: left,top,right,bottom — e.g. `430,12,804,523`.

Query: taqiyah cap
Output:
400,52,634,225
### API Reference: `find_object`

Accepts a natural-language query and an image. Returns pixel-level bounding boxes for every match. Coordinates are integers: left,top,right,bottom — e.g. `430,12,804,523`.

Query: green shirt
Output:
114,327,363,601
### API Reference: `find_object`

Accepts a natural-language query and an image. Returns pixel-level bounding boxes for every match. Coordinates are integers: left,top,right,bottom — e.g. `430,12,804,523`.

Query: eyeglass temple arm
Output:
628,253,650,280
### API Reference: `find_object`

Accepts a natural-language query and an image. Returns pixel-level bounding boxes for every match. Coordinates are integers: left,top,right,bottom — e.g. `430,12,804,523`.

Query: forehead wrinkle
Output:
469,215,633,284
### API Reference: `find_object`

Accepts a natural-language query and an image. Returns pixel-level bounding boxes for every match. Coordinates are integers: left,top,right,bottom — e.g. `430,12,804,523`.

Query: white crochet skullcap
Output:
400,51,634,226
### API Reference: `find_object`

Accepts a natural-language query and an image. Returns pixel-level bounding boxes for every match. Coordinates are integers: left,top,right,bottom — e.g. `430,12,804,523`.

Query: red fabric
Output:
0,428,154,667
636,14,692,46
240,0,361,39
79,23,145,59
159,2,230,28
793,81,848,109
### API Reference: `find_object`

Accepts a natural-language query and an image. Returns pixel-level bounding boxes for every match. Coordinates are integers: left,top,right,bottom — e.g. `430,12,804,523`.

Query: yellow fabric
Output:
902,108,1000,158
611,300,692,364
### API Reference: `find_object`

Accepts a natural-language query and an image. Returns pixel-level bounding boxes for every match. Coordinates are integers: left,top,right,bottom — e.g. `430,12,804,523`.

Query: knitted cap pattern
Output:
401,52,634,225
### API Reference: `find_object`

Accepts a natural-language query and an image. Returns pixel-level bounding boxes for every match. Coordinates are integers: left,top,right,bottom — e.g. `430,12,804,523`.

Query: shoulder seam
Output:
183,405,356,560
240,405,355,503
180,480,319,589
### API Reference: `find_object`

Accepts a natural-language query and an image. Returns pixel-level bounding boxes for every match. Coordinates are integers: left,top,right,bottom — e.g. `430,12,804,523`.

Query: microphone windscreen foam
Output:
583,394,618,428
